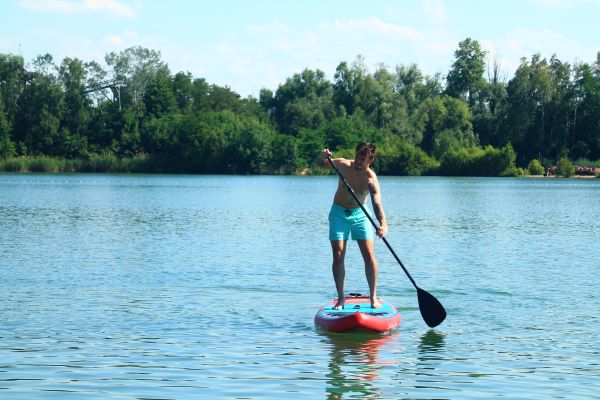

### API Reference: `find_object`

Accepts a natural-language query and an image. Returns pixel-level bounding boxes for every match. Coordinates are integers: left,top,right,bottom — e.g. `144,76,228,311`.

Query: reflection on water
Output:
2,175,599,399
321,332,398,400
418,330,446,360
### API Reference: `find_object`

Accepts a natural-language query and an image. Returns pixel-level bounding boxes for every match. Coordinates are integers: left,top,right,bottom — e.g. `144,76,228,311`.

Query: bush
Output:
27,156,63,172
572,158,600,168
501,165,525,177
527,159,544,175
0,157,25,172
439,144,517,176
556,157,575,178
377,141,438,176
80,153,120,172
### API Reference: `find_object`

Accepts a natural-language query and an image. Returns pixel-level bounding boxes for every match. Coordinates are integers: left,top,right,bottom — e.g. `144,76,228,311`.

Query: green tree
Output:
105,46,169,109
81,60,108,106
207,84,243,112
172,71,194,112
528,159,544,175
143,68,176,118
140,113,178,154
271,134,302,172
503,54,557,164
440,144,516,176
296,127,326,166
166,111,273,173
413,95,477,158
473,56,508,148
191,77,210,112
368,65,408,131
271,68,334,135
58,57,90,157
394,64,425,114
230,116,276,173
0,54,25,131
333,57,410,132
573,53,600,160
545,55,575,157
14,54,64,155
0,96,16,158
333,59,364,115
376,139,437,176
446,38,487,107
556,156,575,177
393,64,443,144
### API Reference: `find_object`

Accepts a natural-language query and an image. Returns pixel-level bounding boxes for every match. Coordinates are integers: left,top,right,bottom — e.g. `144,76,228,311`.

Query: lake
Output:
1,174,599,399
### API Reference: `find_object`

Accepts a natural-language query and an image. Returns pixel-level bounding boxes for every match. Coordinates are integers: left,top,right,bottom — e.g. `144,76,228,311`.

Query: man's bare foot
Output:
371,298,381,308
333,300,345,310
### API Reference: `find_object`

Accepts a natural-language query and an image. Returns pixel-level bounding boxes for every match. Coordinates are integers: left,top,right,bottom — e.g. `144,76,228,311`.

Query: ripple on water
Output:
1,175,599,398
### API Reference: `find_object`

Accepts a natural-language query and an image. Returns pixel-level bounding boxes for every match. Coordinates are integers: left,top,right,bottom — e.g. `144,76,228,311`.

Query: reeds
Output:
0,154,157,173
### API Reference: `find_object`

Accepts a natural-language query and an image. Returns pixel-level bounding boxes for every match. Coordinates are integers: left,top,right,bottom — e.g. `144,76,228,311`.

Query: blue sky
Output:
1,0,599,97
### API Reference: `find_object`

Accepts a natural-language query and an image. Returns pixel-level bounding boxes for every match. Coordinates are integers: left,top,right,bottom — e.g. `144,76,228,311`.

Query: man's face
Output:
354,151,374,170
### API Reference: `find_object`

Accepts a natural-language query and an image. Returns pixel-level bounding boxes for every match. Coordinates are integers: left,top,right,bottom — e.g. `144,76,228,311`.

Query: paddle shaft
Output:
326,156,418,289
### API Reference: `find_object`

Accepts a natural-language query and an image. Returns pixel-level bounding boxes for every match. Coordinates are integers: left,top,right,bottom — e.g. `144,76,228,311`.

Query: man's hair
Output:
356,142,376,158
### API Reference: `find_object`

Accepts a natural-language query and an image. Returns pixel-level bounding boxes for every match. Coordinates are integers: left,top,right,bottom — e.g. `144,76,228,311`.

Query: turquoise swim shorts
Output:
328,203,374,241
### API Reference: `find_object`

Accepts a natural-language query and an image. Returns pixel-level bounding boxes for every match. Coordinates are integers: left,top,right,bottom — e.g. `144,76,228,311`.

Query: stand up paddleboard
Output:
314,293,401,333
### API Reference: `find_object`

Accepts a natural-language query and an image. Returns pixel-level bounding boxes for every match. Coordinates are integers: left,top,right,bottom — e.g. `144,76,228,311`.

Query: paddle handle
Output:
326,156,418,289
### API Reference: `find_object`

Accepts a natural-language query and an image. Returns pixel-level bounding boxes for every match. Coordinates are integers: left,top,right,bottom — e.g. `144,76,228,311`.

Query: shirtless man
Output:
319,142,388,309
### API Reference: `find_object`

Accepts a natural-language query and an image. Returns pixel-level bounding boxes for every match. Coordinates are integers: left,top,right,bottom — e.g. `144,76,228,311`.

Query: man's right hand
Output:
321,148,332,162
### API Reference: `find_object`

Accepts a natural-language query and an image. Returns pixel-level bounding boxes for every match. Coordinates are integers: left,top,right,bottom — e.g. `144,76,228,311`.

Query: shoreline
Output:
525,174,598,179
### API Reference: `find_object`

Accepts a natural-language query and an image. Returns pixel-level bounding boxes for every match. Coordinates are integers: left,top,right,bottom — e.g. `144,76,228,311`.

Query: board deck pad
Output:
321,302,395,316
315,294,401,333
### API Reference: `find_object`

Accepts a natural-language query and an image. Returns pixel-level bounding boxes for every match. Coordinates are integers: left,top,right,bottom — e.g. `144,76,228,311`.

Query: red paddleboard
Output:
314,294,401,333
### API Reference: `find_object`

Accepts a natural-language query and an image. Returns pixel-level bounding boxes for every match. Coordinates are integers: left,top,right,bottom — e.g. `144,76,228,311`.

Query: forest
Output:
1,38,599,176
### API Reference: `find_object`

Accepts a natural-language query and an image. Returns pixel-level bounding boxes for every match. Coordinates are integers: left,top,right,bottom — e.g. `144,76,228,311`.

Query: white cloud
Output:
246,19,290,36
477,27,595,81
103,31,139,48
504,28,577,58
328,17,423,40
85,0,134,18
422,0,448,23
19,0,135,18
105,34,124,46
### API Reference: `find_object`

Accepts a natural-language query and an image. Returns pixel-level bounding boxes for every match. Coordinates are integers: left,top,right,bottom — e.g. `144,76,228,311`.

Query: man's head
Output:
354,142,376,169
356,142,376,159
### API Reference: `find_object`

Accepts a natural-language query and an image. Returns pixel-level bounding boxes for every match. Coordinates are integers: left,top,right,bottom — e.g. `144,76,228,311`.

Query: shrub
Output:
556,157,575,178
0,157,24,172
81,153,120,172
572,158,600,168
527,159,544,175
27,156,63,172
439,144,516,176
377,141,438,176
501,165,525,177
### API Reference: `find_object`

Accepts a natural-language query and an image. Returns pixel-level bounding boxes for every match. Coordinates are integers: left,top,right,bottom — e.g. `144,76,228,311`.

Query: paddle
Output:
326,155,446,328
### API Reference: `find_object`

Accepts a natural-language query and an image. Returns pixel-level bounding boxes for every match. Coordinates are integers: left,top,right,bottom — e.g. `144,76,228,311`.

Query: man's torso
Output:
332,160,373,208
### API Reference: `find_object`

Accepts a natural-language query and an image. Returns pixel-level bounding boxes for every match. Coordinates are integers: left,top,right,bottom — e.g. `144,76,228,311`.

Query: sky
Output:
1,0,600,97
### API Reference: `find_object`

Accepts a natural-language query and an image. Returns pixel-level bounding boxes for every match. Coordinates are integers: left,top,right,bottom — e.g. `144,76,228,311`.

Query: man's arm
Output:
317,148,333,167
369,177,388,238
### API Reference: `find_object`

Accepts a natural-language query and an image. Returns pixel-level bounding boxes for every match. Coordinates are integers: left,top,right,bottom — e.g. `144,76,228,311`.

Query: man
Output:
319,142,388,309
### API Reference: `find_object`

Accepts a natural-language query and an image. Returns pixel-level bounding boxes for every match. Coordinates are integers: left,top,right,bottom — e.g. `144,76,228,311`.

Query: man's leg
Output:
357,240,380,308
330,240,347,309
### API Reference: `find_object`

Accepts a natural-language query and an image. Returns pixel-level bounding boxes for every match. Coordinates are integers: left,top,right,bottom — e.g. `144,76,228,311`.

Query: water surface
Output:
1,174,599,399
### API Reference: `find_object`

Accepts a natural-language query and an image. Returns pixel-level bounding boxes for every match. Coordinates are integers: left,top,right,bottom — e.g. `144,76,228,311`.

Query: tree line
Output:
1,38,599,176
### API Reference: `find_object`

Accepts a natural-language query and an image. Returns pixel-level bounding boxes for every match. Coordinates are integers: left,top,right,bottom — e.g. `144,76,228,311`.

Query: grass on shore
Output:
1,154,599,177
0,154,157,173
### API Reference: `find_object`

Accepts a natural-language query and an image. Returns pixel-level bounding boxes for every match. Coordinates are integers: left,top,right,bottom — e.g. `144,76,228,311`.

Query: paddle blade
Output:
417,287,446,328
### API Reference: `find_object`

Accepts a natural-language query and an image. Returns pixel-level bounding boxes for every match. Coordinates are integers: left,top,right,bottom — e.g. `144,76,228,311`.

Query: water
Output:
1,174,599,399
